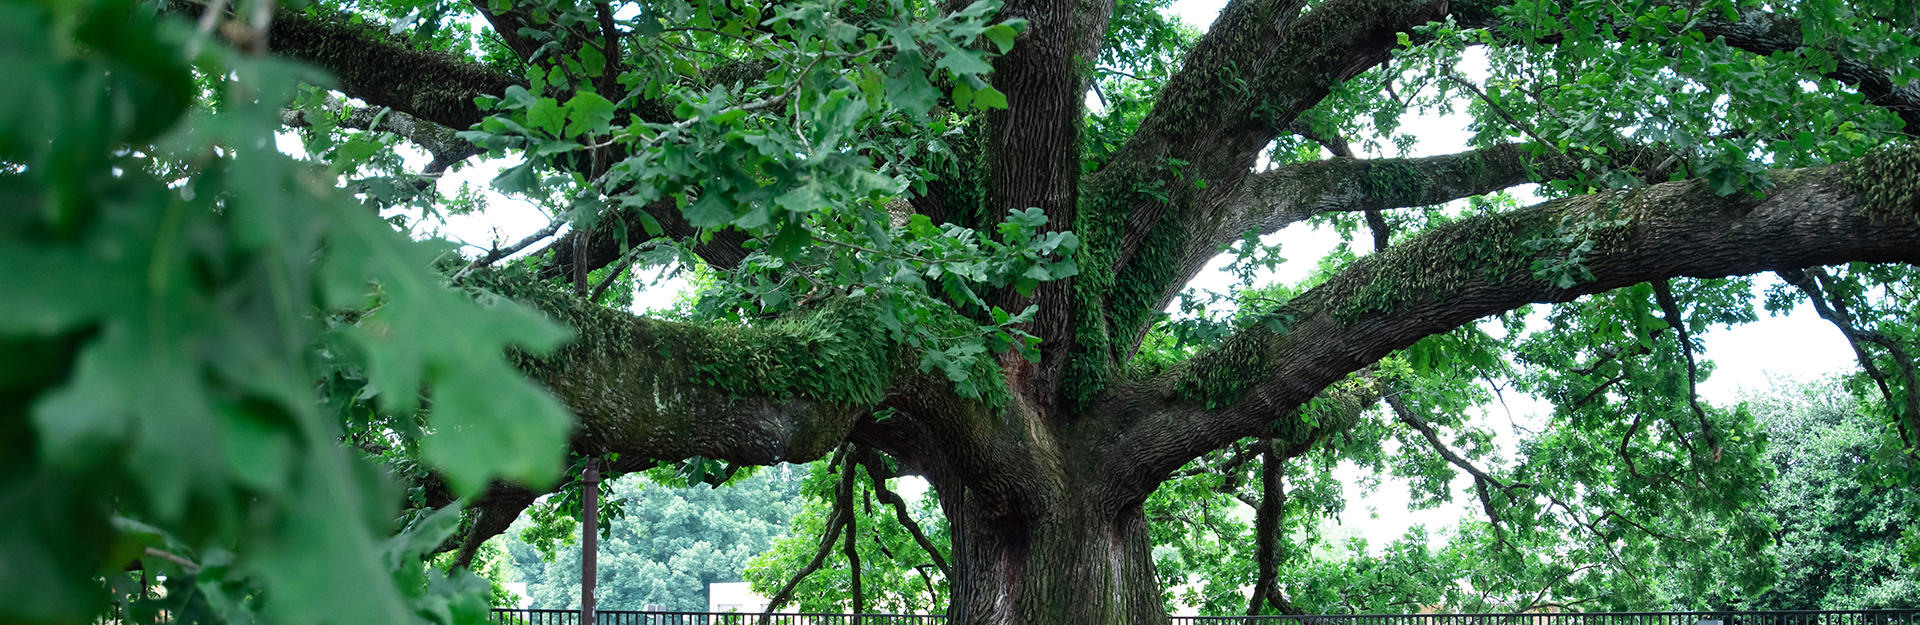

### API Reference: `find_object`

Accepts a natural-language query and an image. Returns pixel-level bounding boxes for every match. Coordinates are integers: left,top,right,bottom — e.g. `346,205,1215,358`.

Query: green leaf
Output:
526,97,565,135
885,52,941,117
934,41,995,75
768,222,813,258
684,192,736,228
972,84,1008,110
579,44,606,77
952,82,975,109
563,91,617,138
984,23,1018,53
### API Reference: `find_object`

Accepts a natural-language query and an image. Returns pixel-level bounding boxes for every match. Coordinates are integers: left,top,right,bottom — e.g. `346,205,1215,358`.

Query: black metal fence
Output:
1168,612,1920,625
488,609,949,625
491,609,1920,625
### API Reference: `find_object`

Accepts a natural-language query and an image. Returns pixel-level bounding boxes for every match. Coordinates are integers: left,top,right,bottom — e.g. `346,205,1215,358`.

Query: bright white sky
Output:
299,0,1864,556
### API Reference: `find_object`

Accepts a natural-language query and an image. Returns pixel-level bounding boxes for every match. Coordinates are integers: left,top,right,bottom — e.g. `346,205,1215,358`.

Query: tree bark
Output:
940,480,1168,625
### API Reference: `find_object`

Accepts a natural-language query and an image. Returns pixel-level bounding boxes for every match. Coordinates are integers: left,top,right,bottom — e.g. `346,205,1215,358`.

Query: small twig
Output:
663,42,897,132
1778,267,1920,448
663,40,738,60
1574,371,1631,407
586,238,666,303
661,26,754,42
450,216,566,283
1517,563,1601,612
1386,394,1530,551
144,547,202,574
187,0,231,57
1443,69,1601,183
1539,497,1655,596
912,564,940,607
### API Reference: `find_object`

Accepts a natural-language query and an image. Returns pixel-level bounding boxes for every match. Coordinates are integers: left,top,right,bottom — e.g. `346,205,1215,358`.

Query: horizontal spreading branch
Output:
1096,152,1920,495
1213,143,1545,245
1135,143,1555,353
475,276,895,466
281,102,484,176
162,0,526,132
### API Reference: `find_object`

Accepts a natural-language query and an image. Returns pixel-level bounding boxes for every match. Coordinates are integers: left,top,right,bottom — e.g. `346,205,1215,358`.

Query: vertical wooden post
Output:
581,457,600,625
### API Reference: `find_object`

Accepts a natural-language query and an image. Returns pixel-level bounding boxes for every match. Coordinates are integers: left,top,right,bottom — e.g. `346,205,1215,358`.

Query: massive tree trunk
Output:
943,473,1167,625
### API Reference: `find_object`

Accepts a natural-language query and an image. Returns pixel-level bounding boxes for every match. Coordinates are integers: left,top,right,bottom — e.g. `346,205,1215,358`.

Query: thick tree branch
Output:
161,0,526,131
452,484,540,569
859,449,953,580
1130,143,1550,356
1777,266,1920,446
1244,439,1304,618
281,101,484,177
973,0,1123,404
1213,144,1543,247
1088,0,1450,276
1011,0,1448,407
762,446,854,620
1097,153,1920,496
473,276,894,466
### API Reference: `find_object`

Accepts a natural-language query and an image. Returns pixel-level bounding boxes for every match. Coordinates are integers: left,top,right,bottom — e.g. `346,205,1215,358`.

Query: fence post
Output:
582,458,601,625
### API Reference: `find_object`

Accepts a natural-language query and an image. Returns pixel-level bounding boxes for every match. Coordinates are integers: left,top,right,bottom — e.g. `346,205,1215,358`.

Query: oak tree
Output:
8,0,1920,622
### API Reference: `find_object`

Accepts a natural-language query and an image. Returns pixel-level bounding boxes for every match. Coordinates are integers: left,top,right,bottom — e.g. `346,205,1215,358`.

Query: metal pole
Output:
583,457,601,625
951,485,965,625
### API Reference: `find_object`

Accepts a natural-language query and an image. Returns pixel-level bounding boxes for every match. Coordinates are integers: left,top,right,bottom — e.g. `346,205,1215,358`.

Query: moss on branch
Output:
469,269,894,464
1845,143,1920,224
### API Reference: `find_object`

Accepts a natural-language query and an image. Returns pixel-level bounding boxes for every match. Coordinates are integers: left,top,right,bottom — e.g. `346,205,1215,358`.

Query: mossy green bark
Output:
469,269,895,464
1845,144,1920,225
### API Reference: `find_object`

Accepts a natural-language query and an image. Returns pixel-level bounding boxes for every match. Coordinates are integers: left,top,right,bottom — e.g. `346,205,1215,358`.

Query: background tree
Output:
500,465,805,611
1749,379,1920,609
